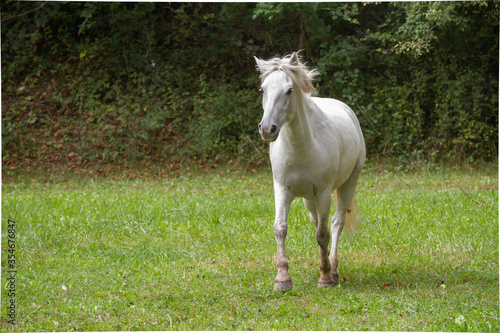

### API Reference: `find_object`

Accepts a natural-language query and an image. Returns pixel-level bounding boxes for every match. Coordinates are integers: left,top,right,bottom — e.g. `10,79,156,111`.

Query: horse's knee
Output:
273,223,287,239
315,228,330,247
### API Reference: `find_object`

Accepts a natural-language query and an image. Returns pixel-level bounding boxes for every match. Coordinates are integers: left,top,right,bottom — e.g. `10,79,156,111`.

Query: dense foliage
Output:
2,1,498,168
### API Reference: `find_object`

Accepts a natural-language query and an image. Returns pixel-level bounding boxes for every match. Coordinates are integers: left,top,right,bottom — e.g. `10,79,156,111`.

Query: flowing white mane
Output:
255,53,320,96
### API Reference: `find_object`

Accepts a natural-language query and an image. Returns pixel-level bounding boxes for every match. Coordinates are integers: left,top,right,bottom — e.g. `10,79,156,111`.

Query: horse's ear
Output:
290,52,300,66
254,56,265,74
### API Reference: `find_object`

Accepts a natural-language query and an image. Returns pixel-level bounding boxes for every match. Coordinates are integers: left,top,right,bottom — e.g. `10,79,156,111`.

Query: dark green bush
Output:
2,1,498,167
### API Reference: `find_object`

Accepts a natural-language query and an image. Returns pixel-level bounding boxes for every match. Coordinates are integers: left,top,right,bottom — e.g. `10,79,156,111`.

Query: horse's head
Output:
256,67,295,142
254,52,318,142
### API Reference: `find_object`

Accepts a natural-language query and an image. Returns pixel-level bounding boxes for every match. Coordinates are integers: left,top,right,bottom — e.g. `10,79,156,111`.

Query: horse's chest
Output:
270,141,335,200
283,173,318,199
275,163,331,200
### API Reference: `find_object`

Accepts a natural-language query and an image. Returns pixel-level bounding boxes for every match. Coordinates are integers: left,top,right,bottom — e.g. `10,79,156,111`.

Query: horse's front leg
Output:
273,187,293,291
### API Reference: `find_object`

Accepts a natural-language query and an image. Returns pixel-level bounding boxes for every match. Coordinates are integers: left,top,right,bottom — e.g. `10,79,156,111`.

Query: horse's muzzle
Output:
259,122,279,142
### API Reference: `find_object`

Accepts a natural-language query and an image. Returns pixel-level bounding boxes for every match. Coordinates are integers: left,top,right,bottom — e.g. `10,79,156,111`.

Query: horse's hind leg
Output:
303,199,318,229
329,174,360,283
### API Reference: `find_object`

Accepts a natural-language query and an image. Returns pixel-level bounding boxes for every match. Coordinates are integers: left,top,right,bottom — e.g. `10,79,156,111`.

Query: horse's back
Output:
311,97,360,129
312,97,364,143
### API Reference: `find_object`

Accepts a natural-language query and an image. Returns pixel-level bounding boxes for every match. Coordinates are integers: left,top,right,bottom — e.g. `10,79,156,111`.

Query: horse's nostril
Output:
258,123,262,131
270,124,277,134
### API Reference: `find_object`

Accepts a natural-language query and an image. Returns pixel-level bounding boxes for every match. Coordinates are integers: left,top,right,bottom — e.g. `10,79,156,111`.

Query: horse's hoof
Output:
331,273,339,285
318,275,337,288
318,280,336,288
274,280,293,292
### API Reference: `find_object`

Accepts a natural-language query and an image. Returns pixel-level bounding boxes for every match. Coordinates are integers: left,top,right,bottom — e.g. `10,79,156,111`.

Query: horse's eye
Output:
259,87,264,94
286,88,293,95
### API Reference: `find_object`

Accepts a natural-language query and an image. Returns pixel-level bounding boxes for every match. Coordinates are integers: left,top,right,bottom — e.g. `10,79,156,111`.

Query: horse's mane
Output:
255,52,320,96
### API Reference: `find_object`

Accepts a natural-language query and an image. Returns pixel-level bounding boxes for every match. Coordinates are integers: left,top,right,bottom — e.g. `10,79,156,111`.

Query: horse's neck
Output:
281,93,317,151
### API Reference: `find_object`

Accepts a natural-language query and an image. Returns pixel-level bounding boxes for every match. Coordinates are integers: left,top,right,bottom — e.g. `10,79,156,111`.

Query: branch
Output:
459,186,483,207
1,1,48,22
354,100,379,135
245,135,263,158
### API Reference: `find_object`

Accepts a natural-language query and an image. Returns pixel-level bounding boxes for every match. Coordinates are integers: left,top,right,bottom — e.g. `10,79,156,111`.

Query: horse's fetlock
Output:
276,257,289,268
319,261,331,273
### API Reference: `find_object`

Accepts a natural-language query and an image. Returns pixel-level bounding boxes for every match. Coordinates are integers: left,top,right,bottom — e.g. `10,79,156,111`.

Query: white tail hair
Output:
334,189,361,234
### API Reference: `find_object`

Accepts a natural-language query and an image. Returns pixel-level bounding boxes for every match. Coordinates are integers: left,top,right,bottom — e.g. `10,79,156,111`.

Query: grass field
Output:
1,163,498,331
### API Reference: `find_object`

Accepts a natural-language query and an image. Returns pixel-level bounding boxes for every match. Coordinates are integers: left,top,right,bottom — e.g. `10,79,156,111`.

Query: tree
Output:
2,2,498,167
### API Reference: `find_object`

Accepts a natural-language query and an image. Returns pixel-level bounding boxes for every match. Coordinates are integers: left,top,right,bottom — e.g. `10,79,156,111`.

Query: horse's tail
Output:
334,189,361,234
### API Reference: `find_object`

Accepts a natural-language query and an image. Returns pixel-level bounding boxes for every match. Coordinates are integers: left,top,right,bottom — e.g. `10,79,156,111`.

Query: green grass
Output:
2,163,498,331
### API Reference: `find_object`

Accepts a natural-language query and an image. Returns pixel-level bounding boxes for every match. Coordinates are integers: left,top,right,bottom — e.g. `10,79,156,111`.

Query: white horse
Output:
254,52,366,291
